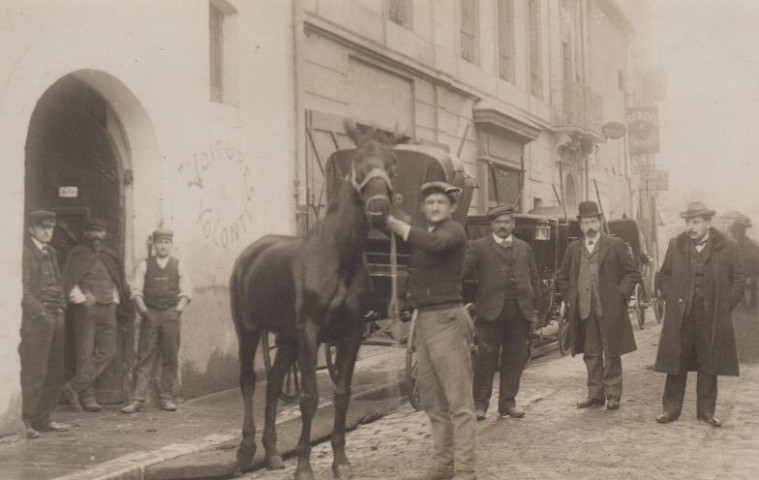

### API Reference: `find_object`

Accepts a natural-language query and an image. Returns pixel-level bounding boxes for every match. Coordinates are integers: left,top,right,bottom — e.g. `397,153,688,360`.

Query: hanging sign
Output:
626,106,660,155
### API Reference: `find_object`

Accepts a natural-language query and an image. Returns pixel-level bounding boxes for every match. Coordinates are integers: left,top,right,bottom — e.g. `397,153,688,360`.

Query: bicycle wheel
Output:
557,302,571,356
261,333,301,403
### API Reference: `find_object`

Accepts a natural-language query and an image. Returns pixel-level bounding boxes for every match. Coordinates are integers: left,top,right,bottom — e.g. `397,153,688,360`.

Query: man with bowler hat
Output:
386,181,476,480
20,210,70,438
61,217,132,412
122,227,192,413
654,202,744,427
463,203,540,420
557,201,639,410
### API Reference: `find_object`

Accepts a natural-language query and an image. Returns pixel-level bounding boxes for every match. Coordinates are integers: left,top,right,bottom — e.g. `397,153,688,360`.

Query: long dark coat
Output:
463,235,540,322
22,238,65,322
557,234,640,357
654,228,745,376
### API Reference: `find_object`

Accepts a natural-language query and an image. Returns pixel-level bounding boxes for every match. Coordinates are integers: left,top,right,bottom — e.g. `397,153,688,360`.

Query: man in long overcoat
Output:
654,202,745,427
463,204,540,420
558,201,640,410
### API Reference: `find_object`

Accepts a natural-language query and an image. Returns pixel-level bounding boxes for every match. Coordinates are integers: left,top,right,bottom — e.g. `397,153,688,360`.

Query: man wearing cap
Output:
654,202,744,427
463,204,540,421
61,218,132,412
20,210,70,438
729,215,759,310
122,227,192,413
557,201,639,410
386,181,476,480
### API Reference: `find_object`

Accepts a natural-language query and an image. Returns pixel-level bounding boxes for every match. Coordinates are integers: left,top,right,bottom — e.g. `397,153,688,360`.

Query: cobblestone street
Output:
244,307,759,480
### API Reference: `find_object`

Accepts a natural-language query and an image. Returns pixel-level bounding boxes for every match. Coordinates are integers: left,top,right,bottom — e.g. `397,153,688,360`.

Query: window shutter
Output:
487,163,522,209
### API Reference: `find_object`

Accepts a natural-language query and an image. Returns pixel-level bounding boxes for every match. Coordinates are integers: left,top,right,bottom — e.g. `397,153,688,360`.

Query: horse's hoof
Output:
294,467,315,480
332,462,354,479
265,453,285,470
236,442,256,469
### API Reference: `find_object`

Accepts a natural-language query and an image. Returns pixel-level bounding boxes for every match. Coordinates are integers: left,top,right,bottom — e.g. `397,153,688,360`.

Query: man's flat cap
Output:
420,181,462,202
487,204,515,220
87,217,108,230
152,227,174,240
28,210,56,225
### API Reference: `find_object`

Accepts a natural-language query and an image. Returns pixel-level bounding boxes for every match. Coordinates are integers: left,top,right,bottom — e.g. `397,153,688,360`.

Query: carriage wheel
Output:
629,283,645,330
324,343,339,384
405,310,422,411
261,333,301,403
557,302,571,356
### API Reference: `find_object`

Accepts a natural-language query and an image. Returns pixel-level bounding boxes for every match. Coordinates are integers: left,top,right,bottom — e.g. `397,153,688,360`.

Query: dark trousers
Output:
19,309,65,426
131,308,181,402
662,300,718,417
472,300,529,413
68,303,118,401
582,313,622,400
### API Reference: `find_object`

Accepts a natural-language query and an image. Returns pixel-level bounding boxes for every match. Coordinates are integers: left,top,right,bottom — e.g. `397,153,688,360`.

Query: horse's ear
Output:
344,118,362,146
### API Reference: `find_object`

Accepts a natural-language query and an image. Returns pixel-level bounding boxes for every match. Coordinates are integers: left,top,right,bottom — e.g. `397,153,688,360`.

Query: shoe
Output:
423,468,454,480
61,384,83,412
500,406,525,418
36,420,70,432
121,402,143,414
24,421,40,439
475,409,486,421
656,412,678,424
81,399,102,412
606,396,620,410
576,398,605,409
160,399,178,412
697,414,722,427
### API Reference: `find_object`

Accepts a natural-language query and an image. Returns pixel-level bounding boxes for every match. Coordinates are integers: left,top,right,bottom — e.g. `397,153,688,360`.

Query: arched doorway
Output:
24,75,130,404
565,174,578,209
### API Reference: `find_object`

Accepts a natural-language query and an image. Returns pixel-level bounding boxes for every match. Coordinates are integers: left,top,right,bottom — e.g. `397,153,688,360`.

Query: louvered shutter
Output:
487,163,522,209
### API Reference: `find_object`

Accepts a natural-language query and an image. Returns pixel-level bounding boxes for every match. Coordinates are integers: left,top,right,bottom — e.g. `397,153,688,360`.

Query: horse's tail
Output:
229,254,248,336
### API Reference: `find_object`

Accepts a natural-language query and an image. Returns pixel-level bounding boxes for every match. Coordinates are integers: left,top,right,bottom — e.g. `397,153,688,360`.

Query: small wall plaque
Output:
59,186,78,198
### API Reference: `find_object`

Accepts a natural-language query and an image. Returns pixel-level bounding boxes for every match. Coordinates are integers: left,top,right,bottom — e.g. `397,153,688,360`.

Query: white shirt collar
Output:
585,234,599,252
30,237,48,252
493,233,513,245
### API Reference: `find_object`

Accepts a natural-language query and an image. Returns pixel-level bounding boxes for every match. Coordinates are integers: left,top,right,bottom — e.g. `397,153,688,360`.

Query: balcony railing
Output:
552,80,604,138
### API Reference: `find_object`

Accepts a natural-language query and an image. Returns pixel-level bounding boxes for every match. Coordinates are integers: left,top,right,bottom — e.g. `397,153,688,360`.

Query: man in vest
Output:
386,181,476,480
557,201,639,410
20,210,70,438
61,218,132,412
654,202,744,427
122,227,192,413
463,204,541,421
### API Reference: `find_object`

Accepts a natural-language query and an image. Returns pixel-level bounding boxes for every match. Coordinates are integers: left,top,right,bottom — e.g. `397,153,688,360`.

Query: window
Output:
209,0,238,104
460,0,479,64
498,0,515,82
528,0,542,98
388,0,413,30
487,162,522,210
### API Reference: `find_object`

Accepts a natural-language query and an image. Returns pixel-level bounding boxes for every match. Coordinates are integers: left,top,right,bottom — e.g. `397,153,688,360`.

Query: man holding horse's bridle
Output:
386,181,477,480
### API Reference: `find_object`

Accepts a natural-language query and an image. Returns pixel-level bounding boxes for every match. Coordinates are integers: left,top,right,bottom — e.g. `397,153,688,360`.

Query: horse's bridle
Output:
350,164,393,217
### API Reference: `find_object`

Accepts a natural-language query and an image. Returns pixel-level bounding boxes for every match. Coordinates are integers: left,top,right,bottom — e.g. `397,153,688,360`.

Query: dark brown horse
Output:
230,123,397,480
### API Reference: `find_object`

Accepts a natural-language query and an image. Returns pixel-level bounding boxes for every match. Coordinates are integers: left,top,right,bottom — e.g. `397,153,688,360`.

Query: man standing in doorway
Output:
20,210,70,438
557,201,639,410
61,218,132,412
464,204,540,420
122,227,192,413
654,202,744,427
386,181,476,480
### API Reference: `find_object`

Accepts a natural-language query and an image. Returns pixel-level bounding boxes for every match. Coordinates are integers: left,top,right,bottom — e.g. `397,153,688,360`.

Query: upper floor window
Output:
388,0,413,30
528,0,543,98
498,0,515,82
460,0,479,64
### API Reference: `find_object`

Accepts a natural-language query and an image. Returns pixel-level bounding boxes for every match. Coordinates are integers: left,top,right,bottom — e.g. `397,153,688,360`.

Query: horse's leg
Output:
330,323,362,479
236,330,261,469
294,320,320,480
262,341,297,470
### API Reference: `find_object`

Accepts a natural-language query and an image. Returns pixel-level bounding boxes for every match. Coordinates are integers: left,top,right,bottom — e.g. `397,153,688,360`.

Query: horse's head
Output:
345,120,401,228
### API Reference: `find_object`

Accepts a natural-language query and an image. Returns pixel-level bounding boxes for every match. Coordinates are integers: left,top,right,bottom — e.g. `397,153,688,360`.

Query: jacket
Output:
22,238,64,321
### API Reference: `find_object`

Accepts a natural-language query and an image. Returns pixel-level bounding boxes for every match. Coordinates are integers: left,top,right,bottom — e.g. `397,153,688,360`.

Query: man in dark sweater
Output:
464,204,541,420
20,210,70,438
122,227,192,413
386,181,476,480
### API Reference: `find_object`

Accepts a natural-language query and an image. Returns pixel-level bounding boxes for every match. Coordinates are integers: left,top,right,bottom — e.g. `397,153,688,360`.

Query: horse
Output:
230,122,398,480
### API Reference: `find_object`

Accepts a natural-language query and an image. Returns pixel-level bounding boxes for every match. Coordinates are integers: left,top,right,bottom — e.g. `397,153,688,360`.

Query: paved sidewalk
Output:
0,345,405,480
243,307,759,480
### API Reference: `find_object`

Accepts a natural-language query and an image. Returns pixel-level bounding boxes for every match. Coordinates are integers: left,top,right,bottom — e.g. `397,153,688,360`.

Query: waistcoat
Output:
80,256,115,304
578,245,603,319
500,245,518,300
143,257,181,310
